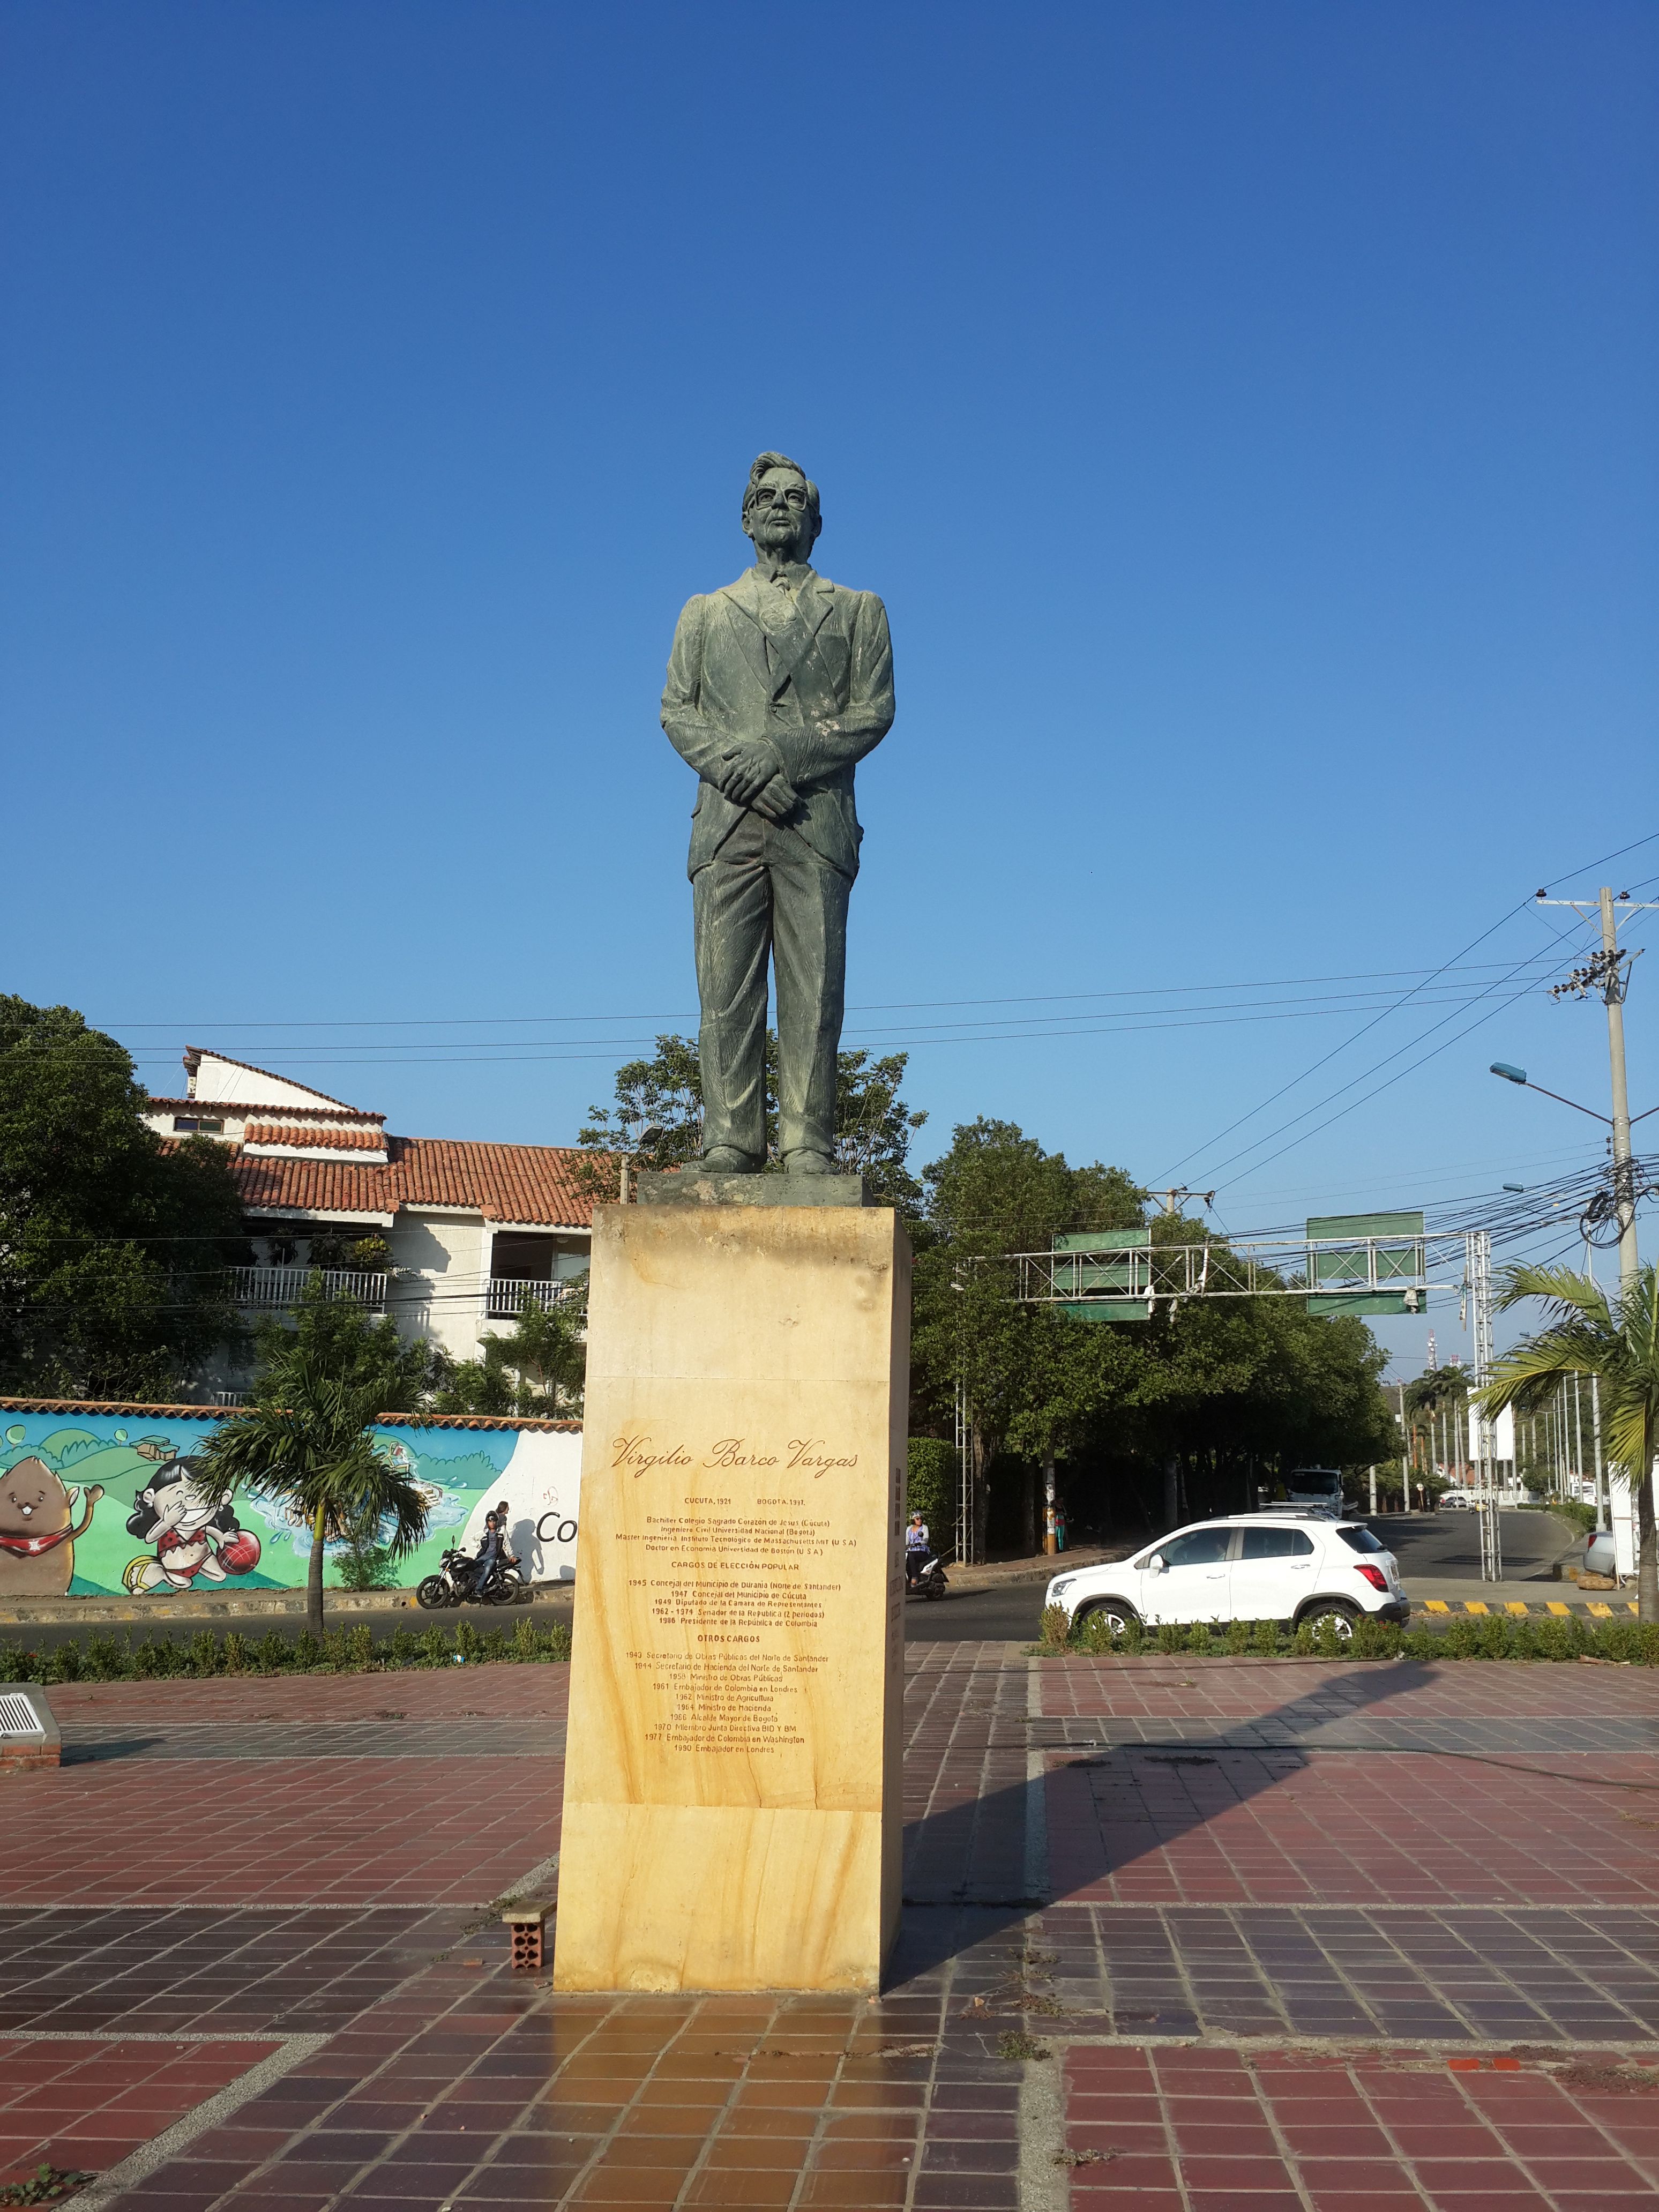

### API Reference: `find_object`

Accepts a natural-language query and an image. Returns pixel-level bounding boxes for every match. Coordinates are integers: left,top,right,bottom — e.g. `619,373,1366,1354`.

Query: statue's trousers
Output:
692,808,849,1163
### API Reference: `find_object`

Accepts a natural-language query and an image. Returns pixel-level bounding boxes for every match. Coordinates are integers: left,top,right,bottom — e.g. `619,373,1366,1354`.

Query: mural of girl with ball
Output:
122,1456,262,1593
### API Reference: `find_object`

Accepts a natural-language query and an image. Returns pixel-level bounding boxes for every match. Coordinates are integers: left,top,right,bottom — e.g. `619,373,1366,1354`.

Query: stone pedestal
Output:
554,1197,909,1993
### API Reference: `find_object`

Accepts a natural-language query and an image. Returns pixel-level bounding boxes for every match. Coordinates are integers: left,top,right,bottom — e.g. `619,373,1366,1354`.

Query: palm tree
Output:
198,1340,430,1636
1476,1262,1659,1619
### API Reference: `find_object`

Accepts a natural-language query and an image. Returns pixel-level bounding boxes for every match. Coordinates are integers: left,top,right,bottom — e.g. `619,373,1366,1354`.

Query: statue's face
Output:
745,466,814,560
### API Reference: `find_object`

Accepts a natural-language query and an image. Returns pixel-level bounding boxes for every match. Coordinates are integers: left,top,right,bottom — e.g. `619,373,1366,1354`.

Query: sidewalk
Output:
948,1544,1124,1596
6,1648,1659,2207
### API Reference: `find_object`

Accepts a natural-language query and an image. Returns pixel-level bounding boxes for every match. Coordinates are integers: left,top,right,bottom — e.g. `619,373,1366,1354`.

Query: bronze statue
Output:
661,454,894,1172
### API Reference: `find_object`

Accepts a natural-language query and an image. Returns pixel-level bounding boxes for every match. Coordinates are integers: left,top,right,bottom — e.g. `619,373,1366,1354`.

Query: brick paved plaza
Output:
5,1647,1659,2208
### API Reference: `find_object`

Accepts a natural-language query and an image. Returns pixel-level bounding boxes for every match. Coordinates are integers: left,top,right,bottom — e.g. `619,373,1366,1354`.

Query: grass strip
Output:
1033,1603,1659,1664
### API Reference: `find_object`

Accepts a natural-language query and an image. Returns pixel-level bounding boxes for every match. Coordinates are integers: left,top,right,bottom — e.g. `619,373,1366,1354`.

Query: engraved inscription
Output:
613,1433,858,1478
612,1447,864,1755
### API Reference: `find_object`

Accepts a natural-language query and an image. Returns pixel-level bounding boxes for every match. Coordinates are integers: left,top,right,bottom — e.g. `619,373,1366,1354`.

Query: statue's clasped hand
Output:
717,738,798,819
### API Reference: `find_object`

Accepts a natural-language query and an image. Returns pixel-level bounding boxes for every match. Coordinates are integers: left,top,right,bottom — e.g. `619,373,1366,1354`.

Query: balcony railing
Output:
229,1267,387,1311
487,1276,577,1320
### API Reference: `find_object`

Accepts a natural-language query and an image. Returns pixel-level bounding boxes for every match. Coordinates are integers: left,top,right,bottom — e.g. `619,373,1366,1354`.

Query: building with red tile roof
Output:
143,1050,608,1380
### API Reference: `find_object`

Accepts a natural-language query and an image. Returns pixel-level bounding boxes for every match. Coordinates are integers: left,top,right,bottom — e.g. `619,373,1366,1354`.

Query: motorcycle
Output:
416,1546,530,1609
905,1549,949,1601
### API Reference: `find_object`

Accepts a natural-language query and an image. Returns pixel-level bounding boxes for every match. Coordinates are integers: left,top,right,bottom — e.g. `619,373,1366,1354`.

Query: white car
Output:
1044,1510,1409,1639
1437,1490,1476,1509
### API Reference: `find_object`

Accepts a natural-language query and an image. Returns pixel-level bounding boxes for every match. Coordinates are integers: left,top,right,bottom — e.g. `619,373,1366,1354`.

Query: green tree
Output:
905,1438,957,1549
576,1033,928,1204
1477,1262,1659,1619
0,996,250,1398
251,1277,448,1413
912,1123,1396,1552
909,1118,1146,1555
578,1034,705,1173
437,1277,589,1418
198,1337,430,1635
305,1229,394,1276
1401,1365,1469,1485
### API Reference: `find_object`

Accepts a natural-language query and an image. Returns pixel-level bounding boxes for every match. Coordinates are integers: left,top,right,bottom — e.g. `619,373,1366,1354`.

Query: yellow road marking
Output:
1505,1603,1530,1616
1464,1602,1490,1616
1424,1600,1450,1613
1630,1603,1641,1615
1546,1602,1570,1615
1587,1602,1613,1618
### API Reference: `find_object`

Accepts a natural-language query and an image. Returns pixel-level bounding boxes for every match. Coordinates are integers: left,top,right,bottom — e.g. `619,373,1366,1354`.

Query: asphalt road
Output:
1,1513,1577,1658
1379,1507,1572,1582
901,1576,1056,1643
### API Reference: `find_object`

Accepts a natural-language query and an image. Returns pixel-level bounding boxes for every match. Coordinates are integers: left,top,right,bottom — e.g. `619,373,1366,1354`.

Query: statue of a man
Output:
661,453,894,1174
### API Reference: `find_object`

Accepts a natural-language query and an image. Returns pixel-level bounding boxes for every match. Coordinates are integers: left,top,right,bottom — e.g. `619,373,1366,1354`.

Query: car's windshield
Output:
1337,1525,1385,1553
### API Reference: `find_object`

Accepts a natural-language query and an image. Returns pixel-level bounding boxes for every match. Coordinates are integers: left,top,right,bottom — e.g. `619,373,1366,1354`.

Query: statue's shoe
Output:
783,1150,836,1175
698,1147,760,1174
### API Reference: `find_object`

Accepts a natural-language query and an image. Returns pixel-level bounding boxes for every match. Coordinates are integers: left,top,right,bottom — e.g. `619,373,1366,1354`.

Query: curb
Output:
0,1583,577,1628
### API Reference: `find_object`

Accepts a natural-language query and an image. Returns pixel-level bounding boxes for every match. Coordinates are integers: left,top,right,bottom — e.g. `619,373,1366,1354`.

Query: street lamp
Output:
1488,1064,1611,1125
1489,1062,1657,1129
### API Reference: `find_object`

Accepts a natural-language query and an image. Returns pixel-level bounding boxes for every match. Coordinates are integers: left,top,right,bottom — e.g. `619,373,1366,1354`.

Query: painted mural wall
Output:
0,1407,582,1599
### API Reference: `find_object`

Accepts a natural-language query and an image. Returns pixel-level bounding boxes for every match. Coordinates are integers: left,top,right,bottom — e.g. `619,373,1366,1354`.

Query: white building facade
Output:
145,1049,601,1385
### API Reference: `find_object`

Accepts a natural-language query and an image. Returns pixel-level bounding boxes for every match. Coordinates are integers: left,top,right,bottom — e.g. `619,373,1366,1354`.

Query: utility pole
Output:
1535,885,1659,1292
1468,1229,1501,1581
1602,885,1640,1291
1152,1188,1215,1217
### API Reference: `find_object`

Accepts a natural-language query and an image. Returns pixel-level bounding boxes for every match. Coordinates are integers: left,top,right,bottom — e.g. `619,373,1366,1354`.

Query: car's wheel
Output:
1073,1598,1139,1638
1299,1598,1359,1639
415,1575,448,1610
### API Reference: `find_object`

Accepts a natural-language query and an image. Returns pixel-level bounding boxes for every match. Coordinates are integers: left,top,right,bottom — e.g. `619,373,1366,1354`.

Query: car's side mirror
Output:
1147,1551,1166,1574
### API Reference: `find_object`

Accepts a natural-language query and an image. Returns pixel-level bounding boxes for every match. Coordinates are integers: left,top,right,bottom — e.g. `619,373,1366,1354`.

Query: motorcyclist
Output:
471,1511,505,1602
492,1500,524,1581
905,1510,931,1590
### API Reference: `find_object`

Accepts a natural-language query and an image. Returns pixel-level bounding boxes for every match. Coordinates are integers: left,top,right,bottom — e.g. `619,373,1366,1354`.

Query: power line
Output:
1170,947,1573,1190
84,975,1572,1071
87,955,1580,1033
1154,828,1657,1188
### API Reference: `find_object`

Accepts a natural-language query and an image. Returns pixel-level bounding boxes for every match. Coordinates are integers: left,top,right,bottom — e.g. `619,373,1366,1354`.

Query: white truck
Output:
1282,1467,1348,1518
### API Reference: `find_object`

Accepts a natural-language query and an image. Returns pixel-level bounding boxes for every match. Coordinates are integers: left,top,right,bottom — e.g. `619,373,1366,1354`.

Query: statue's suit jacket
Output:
661,567,894,881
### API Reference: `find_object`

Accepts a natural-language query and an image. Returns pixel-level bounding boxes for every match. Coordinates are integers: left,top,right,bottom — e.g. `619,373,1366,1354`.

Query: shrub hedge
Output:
1037,1607,1659,1664
0,1615,572,1685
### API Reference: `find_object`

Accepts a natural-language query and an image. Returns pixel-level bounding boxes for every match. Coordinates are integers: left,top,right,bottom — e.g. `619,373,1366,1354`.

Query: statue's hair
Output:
742,451,821,538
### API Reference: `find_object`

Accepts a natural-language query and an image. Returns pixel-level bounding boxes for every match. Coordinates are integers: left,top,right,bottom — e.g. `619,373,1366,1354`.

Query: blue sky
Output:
3,1,1654,1373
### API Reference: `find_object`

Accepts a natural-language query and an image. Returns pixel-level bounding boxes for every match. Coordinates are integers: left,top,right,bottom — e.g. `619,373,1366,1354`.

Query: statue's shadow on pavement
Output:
892,1657,1441,1985
59,1737,170,1763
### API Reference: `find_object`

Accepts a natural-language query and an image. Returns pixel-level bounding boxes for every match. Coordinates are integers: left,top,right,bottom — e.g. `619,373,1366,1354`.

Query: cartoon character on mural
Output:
0,1458,106,1596
122,1456,263,1593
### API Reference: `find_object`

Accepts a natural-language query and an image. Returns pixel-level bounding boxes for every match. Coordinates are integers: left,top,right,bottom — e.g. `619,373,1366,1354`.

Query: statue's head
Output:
742,452,821,563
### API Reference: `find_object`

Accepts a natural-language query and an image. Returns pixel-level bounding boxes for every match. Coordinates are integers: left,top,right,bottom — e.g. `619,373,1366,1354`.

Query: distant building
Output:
145,1049,600,1390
